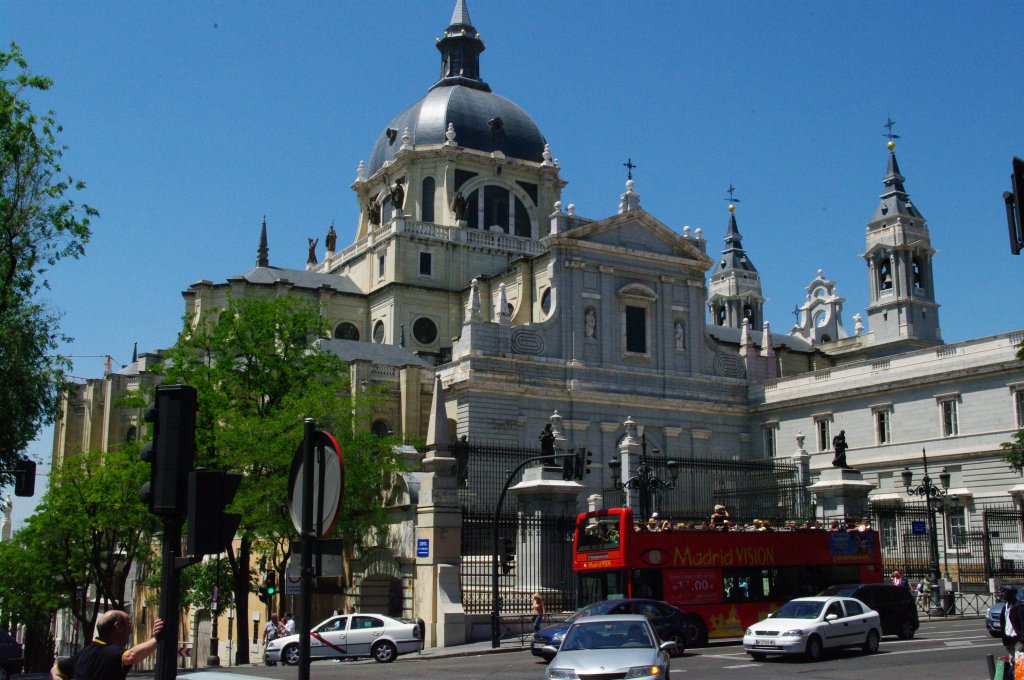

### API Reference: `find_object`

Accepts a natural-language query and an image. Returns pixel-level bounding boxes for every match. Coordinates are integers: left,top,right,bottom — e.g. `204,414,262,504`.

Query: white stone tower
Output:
707,194,764,330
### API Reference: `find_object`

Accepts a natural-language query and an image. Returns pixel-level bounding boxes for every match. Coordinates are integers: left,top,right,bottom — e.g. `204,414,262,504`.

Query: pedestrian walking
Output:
264,613,280,666
281,612,295,636
916,576,932,610
889,570,908,587
531,592,546,633
999,586,1024,658
51,610,163,680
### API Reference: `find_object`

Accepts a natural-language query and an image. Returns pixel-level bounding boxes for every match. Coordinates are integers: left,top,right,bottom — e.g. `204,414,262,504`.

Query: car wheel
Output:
863,629,880,654
282,644,300,666
804,635,823,662
372,640,398,663
898,621,916,640
664,630,686,656
749,652,768,661
685,615,709,647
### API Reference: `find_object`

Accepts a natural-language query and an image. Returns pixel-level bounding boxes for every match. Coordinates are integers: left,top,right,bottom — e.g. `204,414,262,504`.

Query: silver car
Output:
545,614,673,680
265,613,421,664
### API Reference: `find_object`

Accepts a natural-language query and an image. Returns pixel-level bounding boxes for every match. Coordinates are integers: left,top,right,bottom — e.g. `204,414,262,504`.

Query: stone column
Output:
414,451,465,648
620,417,642,517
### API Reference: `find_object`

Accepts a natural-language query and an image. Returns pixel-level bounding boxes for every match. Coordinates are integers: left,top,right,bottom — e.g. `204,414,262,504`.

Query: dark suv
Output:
819,584,919,639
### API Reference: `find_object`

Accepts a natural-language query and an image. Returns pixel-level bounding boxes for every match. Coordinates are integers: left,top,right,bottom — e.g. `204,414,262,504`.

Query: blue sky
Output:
4,1,1023,528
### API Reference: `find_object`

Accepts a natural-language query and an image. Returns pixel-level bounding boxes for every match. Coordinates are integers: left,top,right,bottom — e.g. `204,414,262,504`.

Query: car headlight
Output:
551,633,563,642
266,641,279,649
782,629,804,637
547,668,579,680
745,628,753,636
626,665,664,678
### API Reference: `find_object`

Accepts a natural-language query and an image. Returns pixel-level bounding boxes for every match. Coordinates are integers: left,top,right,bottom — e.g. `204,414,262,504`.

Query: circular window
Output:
373,320,386,343
371,419,390,437
540,288,552,315
413,317,438,345
334,322,359,341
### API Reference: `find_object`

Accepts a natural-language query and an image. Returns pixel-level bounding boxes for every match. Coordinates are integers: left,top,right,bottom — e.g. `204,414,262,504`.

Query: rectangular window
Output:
419,252,432,276
941,399,959,437
816,418,830,452
947,510,967,549
625,306,647,353
875,409,891,445
377,253,386,280
879,515,899,554
763,426,777,458
1015,390,1024,429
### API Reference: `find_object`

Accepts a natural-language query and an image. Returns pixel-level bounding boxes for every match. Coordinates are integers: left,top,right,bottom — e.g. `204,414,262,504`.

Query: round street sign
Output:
288,430,344,537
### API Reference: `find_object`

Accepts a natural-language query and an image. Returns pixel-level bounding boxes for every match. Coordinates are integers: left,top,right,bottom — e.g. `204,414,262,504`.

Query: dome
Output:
367,84,547,177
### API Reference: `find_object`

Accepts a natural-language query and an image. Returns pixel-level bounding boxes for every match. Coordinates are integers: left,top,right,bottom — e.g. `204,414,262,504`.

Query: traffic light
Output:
13,459,36,497
186,469,242,557
500,537,514,574
576,448,593,480
561,450,577,481
1006,156,1024,255
139,384,197,515
258,571,277,605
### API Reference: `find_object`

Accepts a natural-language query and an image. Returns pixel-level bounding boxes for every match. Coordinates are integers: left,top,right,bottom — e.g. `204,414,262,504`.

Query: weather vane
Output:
883,117,900,142
624,158,637,181
724,183,740,205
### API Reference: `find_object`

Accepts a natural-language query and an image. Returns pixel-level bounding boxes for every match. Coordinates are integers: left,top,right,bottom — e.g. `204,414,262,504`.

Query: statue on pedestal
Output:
831,430,850,469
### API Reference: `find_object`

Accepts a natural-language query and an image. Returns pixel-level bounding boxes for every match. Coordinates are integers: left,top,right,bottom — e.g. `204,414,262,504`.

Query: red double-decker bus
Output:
574,507,883,645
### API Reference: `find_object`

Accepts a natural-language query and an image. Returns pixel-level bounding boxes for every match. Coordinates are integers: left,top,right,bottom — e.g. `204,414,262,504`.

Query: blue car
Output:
531,599,691,661
988,602,1004,638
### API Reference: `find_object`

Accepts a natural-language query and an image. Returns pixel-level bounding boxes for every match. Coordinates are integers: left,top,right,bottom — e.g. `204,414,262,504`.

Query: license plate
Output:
755,639,776,647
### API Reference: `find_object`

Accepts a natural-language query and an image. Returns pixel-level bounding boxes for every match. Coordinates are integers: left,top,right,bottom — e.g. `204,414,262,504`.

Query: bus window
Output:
631,569,664,600
578,570,626,606
578,516,621,551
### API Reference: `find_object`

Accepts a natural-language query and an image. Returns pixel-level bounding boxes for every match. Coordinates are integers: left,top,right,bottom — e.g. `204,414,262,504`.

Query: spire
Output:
870,121,923,223
713,195,757,275
256,216,269,267
426,373,451,451
131,341,138,364
432,0,490,92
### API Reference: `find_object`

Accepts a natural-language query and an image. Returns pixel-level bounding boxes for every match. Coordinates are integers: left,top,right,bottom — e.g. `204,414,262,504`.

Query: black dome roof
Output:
367,84,547,177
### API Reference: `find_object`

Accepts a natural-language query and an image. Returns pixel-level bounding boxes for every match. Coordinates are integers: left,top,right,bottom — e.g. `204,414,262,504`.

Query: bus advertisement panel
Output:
574,508,883,645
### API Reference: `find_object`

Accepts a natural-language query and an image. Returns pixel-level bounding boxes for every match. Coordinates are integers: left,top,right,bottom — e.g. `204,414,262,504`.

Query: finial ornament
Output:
445,122,457,145
883,116,900,150
356,160,366,181
725,183,740,212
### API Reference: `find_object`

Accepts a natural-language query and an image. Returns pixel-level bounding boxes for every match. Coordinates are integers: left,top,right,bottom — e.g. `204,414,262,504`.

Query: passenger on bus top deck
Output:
710,505,731,530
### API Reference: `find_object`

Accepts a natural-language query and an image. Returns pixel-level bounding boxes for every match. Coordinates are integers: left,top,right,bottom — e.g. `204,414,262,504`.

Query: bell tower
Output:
707,189,764,330
862,125,941,349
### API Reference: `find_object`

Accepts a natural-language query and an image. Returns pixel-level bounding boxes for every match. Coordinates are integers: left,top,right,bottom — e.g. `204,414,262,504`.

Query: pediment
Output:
557,209,711,266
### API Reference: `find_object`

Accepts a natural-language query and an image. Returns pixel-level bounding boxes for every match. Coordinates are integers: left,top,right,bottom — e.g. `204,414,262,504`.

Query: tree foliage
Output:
0,43,95,476
0,445,155,646
160,294,401,663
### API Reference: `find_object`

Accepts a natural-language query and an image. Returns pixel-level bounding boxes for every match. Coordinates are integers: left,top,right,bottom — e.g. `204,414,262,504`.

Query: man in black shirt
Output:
52,611,163,680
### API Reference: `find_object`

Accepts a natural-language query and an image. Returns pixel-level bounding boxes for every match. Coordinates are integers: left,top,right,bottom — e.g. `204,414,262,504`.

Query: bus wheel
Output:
685,615,708,647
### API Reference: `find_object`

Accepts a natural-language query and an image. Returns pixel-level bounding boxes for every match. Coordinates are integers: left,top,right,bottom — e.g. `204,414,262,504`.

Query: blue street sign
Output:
911,520,926,535
417,538,430,557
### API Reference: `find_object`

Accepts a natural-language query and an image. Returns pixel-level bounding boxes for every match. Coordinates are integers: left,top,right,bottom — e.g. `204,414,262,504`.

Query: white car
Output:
265,613,421,664
743,596,881,661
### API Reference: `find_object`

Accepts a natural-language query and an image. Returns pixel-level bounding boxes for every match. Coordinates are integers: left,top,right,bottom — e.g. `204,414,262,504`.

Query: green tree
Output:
0,444,154,657
1002,339,1024,472
161,294,400,665
0,43,95,477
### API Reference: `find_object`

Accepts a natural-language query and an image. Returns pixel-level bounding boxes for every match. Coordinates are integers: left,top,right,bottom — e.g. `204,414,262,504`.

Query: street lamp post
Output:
609,434,680,521
900,448,950,616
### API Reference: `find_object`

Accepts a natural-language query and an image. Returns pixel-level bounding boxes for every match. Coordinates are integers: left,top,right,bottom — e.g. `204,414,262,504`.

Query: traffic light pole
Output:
490,453,558,649
155,514,183,680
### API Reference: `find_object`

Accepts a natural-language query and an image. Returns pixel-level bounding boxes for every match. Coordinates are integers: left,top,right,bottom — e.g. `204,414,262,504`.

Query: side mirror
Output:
660,641,678,653
541,644,559,656
825,613,839,622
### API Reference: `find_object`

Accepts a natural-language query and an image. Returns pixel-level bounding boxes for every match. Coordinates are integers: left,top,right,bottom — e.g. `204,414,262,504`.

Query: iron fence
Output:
603,455,811,525
455,440,578,614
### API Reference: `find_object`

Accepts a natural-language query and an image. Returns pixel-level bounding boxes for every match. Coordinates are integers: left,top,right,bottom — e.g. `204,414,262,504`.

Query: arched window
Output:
334,322,359,341
912,256,924,289
422,177,435,223
878,258,893,290
716,306,727,326
126,426,137,444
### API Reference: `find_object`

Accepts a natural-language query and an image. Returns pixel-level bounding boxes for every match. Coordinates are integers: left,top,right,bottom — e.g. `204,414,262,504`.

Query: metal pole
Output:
299,418,315,680
155,515,182,680
208,554,221,666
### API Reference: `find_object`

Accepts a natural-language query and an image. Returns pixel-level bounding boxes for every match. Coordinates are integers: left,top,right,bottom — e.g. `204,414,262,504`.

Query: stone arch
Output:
354,547,405,617
454,175,538,238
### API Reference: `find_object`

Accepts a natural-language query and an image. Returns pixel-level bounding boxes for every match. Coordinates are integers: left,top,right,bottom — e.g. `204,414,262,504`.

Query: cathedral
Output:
56,0,1024,650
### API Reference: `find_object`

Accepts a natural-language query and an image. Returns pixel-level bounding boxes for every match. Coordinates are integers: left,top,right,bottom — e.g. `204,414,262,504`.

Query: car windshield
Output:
774,601,826,619
561,621,654,651
565,602,615,623
820,585,856,597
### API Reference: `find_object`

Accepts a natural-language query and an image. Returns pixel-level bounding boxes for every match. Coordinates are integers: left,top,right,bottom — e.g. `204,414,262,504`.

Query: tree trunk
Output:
231,538,251,665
